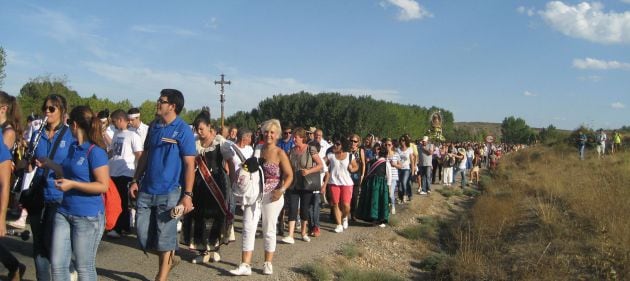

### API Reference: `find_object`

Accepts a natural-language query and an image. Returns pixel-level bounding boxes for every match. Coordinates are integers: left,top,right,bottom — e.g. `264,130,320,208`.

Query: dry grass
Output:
432,146,630,280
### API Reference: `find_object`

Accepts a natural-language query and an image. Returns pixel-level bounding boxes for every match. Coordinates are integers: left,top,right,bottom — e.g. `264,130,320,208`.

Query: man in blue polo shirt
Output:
129,89,196,281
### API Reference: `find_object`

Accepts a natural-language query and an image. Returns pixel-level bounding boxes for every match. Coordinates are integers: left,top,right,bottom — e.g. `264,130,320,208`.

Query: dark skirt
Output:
356,175,390,223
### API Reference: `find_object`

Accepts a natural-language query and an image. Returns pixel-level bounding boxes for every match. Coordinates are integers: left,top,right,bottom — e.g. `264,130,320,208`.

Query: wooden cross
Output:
214,74,231,129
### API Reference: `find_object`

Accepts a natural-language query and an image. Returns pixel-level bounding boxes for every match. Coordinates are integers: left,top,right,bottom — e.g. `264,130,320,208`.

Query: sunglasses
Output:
157,98,170,105
42,105,57,113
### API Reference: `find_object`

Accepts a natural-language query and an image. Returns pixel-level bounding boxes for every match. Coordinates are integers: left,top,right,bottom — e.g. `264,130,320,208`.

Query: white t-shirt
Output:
458,154,468,170
230,145,254,170
130,122,149,144
108,130,143,177
327,152,354,186
398,147,413,170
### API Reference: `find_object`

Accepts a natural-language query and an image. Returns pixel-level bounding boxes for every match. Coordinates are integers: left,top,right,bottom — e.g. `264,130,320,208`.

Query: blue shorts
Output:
136,188,181,252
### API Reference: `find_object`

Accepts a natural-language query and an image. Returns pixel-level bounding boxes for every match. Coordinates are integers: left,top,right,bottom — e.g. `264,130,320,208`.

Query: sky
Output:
1,0,629,130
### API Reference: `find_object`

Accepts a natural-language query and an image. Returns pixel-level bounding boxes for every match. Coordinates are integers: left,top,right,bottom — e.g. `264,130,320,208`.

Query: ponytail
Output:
89,115,106,149
68,106,106,149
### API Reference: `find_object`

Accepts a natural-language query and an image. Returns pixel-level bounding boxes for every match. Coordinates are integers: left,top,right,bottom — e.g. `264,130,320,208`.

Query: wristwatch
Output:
183,191,194,198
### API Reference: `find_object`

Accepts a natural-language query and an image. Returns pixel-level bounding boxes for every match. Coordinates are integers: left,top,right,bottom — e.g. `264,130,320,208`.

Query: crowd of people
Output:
0,89,510,280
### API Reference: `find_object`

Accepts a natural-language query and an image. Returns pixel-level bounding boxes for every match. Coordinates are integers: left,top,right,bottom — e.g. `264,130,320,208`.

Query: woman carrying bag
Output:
282,127,323,244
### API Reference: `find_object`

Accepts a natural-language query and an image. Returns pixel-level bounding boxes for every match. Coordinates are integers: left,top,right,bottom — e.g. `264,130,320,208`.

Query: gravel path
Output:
1,182,466,280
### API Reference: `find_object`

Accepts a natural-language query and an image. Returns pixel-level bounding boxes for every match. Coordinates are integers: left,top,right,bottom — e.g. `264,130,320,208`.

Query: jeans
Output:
51,212,104,281
389,180,398,204
28,203,59,281
308,193,321,229
455,168,467,188
136,188,181,252
397,169,411,199
420,166,432,192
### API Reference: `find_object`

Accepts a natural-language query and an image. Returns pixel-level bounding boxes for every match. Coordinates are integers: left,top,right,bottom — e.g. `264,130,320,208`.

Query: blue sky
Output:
1,0,629,130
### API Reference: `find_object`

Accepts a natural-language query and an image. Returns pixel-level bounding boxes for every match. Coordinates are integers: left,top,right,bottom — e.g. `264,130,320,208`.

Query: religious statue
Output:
428,111,445,141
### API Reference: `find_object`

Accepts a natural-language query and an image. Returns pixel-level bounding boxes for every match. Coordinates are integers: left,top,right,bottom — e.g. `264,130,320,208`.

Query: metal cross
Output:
214,74,231,129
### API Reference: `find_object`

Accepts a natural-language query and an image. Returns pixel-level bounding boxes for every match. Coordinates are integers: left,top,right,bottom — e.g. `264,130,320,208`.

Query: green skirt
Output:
356,175,390,223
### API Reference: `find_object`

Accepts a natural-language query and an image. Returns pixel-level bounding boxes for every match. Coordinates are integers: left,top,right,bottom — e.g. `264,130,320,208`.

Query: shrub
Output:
301,262,333,281
339,243,362,259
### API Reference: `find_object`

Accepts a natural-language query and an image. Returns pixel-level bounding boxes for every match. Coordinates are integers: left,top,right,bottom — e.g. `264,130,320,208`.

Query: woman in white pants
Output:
230,119,293,276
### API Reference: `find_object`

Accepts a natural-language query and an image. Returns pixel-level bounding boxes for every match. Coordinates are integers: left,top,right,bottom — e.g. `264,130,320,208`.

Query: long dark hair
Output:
0,91,23,139
69,106,106,149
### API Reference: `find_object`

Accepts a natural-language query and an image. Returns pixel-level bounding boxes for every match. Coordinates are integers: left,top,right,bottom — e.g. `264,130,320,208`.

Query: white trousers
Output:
241,192,284,252
442,167,453,184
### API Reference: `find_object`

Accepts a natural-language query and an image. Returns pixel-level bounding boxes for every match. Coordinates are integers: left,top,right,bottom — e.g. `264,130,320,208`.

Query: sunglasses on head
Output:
42,105,56,113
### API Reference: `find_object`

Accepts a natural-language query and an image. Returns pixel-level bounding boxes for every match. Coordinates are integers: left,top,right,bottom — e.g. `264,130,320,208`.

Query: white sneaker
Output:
228,225,236,242
420,191,428,195
210,251,221,262
378,223,386,228
263,261,273,275
192,253,210,264
281,236,295,244
391,205,396,215
334,225,344,233
7,219,26,229
302,234,311,242
229,263,252,276
342,217,349,229
106,230,121,238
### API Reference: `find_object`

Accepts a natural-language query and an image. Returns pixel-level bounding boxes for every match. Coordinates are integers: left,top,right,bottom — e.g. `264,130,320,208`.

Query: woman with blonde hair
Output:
230,119,293,276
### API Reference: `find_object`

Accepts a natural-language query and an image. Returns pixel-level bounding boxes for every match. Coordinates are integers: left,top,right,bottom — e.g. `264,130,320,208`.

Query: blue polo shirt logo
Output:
172,131,180,138
77,157,86,166
60,140,66,148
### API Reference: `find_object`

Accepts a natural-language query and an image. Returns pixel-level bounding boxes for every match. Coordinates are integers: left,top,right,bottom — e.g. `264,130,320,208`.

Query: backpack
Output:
231,144,264,206
87,145,122,231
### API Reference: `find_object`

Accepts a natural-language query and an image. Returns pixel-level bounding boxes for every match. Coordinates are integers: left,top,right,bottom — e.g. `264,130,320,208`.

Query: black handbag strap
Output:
40,125,69,182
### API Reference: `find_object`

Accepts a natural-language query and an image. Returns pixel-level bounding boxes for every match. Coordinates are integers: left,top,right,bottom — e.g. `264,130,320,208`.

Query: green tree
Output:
0,46,6,88
501,116,533,144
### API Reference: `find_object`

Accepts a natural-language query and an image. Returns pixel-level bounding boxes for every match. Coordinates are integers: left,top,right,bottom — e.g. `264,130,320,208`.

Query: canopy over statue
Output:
428,111,445,141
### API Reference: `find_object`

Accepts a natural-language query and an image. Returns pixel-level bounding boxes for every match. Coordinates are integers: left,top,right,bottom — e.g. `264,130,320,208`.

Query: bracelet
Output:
183,191,194,198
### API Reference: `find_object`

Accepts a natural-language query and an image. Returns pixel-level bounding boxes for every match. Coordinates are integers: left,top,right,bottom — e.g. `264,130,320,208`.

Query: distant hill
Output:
455,122,573,140
454,122,502,138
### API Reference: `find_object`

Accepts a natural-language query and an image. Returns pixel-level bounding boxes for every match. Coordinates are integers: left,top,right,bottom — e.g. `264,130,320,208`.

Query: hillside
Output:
454,122,502,139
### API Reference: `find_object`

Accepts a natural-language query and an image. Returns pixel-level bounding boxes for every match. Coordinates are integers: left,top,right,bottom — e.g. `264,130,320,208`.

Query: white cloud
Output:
517,6,535,17
539,1,630,44
578,75,603,82
203,17,219,30
523,91,537,97
611,102,625,109
573,57,630,70
622,0,630,4
26,6,114,59
80,61,316,115
382,0,433,21
130,24,197,37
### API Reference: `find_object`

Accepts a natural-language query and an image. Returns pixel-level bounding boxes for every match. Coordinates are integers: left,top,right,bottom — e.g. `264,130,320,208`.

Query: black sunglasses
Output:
157,98,170,104
42,105,56,113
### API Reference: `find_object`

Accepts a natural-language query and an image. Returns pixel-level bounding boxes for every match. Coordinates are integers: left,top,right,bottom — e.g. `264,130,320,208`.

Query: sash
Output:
195,155,233,223
366,159,386,177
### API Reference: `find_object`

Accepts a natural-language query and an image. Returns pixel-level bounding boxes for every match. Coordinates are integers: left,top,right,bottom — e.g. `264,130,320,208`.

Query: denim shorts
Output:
136,188,181,252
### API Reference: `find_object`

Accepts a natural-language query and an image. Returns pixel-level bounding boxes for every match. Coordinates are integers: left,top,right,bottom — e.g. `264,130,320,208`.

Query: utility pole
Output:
214,74,231,130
